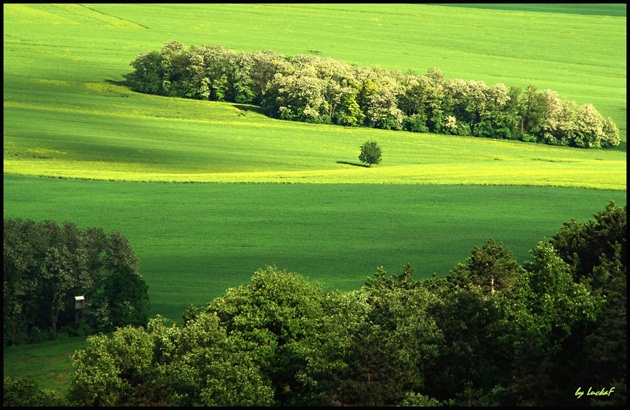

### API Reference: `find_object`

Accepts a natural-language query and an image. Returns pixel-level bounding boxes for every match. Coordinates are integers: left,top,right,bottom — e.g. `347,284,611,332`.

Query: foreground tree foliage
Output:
4,202,625,406
3,376,67,407
126,41,620,148
67,314,274,406
3,219,150,346
549,201,627,406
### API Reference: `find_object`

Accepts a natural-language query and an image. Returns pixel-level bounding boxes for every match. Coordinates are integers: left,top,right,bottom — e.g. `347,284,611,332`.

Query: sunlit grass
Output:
4,159,625,190
2,4,626,398
3,3,626,141
4,95,625,189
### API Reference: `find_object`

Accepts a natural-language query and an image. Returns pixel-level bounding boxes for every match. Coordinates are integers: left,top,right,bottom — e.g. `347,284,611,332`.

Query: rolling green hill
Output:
3,4,626,395
4,84,625,187
4,3,626,144
3,0,626,317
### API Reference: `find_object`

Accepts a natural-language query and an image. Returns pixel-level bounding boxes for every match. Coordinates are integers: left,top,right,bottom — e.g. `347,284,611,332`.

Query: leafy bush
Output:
3,376,67,407
358,140,382,167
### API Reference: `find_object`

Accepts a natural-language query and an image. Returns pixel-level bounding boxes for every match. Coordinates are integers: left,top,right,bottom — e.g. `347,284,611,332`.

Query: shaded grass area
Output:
436,3,627,17
3,337,87,394
337,161,371,168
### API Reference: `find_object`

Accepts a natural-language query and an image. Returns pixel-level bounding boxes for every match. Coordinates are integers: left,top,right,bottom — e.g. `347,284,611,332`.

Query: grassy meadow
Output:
4,89,626,187
2,337,88,393
3,3,626,395
5,174,626,321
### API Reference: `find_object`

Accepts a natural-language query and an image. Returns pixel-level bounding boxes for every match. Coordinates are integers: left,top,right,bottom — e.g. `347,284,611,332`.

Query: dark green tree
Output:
562,243,627,407
302,265,442,406
3,218,149,344
293,289,371,405
205,266,328,405
358,140,382,167
551,200,626,282
126,50,164,95
157,41,190,97
447,238,524,295
495,240,605,406
424,285,513,405
4,218,50,345
103,231,149,328
548,201,626,406
352,266,442,406
157,312,274,407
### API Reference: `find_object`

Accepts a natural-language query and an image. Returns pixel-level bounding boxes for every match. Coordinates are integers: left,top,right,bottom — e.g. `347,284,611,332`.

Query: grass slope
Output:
3,3,626,142
3,80,626,188
3,337,87,393
3,3,626,397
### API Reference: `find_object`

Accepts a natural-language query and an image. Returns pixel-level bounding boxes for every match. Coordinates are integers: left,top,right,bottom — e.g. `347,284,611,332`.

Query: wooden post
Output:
75,296,85,322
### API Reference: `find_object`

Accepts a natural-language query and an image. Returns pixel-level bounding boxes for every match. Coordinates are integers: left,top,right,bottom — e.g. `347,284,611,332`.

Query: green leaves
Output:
69,310,274,406
127,42,619,148
523,241,603,332
358,140,382,167
3,376,66,407
447,238,523,295
21,202,627,406
3,218,149,344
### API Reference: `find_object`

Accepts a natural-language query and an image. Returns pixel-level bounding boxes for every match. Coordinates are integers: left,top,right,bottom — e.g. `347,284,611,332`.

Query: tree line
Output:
4,201,625,407
3,219,150,346
125,41,620,149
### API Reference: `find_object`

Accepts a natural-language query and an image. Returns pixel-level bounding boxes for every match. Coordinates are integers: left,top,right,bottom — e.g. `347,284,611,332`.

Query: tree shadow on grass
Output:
233,103,266,115
105,77,135,89
336,161,370,168
614,140,626,152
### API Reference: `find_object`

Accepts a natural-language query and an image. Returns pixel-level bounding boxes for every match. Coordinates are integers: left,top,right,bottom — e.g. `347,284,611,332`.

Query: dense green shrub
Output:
3,376,67,407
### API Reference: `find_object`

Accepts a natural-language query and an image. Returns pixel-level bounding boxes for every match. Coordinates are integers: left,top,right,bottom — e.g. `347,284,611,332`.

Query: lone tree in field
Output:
359,140,382,167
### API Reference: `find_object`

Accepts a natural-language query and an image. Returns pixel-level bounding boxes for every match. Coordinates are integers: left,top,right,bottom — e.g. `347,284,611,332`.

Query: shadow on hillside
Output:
105,77,135,89
233,104,266,115
615,141,627,152
336,161,370,168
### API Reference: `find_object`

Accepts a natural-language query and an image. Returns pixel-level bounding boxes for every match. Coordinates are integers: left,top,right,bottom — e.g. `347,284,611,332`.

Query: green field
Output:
3,3,626,396
4,86,626,187
5,174,625,320
3,3,626,138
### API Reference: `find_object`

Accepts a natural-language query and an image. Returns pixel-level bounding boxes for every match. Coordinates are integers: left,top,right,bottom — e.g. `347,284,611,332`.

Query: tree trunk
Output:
51,305,58,338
